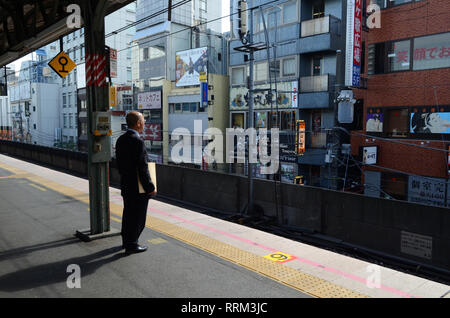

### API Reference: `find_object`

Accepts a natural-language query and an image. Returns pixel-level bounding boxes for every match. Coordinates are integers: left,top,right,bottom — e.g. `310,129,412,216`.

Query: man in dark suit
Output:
115,111,156,254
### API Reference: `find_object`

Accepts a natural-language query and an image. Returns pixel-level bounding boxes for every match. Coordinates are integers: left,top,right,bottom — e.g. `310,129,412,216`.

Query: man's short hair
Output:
126,111,142,129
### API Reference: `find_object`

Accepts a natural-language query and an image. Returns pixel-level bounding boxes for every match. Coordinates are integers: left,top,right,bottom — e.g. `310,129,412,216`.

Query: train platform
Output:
0,153,449,300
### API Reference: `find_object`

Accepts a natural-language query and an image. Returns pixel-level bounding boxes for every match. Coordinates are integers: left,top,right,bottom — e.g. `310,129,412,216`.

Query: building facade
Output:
351,0,450,207
132,0,228,168
229,0,348,185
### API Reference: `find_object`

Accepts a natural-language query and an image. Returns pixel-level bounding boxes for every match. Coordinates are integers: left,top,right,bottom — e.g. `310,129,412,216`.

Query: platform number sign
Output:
264,252,296,263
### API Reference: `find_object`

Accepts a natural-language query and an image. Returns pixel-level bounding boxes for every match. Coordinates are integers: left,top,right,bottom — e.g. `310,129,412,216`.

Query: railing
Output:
300,74,330,93
301,15,340,38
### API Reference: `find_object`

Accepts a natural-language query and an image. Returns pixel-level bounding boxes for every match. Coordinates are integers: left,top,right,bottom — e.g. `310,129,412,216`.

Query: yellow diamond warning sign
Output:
48,51,77,78
264,252,296,263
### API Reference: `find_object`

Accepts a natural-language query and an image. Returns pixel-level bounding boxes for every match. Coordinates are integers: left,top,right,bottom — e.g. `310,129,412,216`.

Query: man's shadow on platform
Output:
0,244,128,292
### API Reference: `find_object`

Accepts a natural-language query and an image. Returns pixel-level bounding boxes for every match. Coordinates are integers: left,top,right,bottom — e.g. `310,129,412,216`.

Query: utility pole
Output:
234,1,268,215
168,0,172,21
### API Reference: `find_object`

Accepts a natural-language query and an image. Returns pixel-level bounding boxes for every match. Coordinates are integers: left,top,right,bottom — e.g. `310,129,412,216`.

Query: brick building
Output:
351,0,450,206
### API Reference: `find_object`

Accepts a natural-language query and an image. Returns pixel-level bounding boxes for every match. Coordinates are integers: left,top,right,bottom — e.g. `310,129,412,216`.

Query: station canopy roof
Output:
0,0,134,67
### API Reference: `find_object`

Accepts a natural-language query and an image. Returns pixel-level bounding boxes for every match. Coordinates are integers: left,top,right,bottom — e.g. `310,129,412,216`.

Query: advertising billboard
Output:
366,112,383,132
410,112,450,134
176,47,208,87
362,146,378,165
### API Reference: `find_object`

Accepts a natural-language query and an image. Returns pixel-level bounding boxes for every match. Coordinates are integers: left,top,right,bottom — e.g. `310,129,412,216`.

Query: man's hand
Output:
148,190,157,197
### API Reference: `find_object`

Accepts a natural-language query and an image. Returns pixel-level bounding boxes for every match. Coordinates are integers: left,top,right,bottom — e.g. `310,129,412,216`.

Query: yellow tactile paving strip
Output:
0,161,368,298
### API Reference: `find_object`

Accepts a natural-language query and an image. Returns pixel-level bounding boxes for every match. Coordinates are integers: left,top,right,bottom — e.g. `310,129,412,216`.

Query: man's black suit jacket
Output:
115,130,155,197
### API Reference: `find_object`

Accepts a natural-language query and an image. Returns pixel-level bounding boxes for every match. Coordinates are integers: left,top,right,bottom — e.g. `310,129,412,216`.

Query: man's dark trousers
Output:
121,194,149,249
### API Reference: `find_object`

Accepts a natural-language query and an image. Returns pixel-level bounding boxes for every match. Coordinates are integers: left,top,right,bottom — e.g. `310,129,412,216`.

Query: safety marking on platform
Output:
0,160,369,298
29,183,47,192
148,238,168,245
111,216,122,223
264,252,296,263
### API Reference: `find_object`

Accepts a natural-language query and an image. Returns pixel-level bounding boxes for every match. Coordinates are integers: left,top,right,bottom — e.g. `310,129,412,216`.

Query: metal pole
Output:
83,0,110,235
247,2,254,215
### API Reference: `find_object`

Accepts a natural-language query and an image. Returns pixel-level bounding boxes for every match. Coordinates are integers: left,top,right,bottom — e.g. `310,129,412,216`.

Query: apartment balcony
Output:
299,74,335,109
298,15,341,54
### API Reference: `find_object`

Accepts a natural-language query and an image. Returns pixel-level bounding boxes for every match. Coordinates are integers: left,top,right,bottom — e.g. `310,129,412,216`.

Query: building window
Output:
254,61,268,82
63,94,67,108
384,108,409,137
175,103,182,112
269,60,280,79
312,55,323,76
253,1,298,32
371,32,450,74
388,40,411,72
282,57,296,77
143,47,149,60
255,112,268,129
283,1,297,24
81,122,87,136
375,0,422,9
413,32,450,71
231,67,246,85
312,0,325,19
232,113,245,129
63,114,67,128
382,173,408,200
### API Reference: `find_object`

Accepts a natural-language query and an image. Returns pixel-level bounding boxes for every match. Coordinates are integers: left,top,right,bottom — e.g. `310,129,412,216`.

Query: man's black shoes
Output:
125,245,148,254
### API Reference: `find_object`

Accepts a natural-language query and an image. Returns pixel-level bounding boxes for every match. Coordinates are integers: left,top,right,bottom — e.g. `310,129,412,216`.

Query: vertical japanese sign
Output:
110,48,117,78
345,0,362,87
201,82,208,108
109,85,117,108
296,120,306,155
291,81,298,108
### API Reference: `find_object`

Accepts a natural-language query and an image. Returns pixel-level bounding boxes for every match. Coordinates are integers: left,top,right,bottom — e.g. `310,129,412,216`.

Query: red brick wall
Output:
351,134,449,178
350,1,450,179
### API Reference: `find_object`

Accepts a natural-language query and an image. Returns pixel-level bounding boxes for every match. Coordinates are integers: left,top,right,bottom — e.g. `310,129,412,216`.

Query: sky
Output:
8,0,231,74
222,0,230,33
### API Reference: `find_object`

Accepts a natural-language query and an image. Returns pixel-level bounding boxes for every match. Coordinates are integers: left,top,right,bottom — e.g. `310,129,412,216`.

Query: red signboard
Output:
144,123,161,141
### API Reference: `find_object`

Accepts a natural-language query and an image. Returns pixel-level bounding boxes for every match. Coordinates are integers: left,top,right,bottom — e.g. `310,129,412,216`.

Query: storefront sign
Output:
408,175,446,207
280,143,297,163
230,81,297,110
296,120,305,155
362,146,378,165
144,123,162,141
138,91,162,110
410,112,450,134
